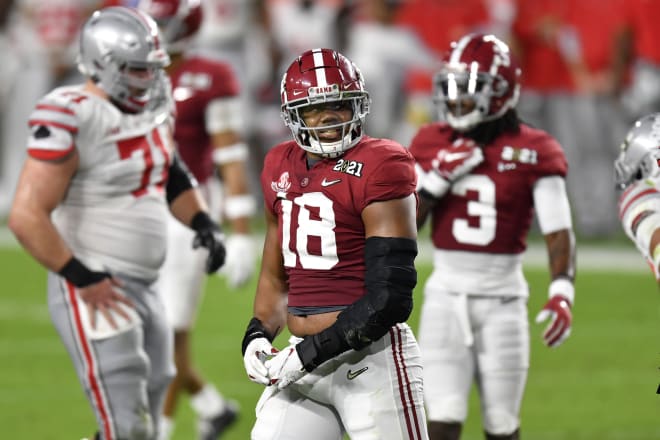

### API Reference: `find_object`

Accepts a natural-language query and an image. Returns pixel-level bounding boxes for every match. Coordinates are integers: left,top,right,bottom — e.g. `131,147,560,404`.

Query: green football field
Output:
0,245,658,440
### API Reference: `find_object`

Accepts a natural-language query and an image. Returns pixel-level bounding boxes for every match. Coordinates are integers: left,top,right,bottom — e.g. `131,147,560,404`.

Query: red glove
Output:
535,295,572,348
421,138,483,198
431,138,483,182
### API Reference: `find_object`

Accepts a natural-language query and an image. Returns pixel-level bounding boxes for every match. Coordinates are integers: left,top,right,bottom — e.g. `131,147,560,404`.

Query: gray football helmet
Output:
614,113,660,189
77,7,170,113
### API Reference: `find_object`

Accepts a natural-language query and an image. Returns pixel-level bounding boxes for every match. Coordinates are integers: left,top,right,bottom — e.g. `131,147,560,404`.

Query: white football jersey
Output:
618,175,660,279
27,85,177,281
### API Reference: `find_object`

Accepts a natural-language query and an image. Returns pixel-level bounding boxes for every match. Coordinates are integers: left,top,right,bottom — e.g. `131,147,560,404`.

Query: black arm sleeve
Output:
296,237,418,372
166,154,198,204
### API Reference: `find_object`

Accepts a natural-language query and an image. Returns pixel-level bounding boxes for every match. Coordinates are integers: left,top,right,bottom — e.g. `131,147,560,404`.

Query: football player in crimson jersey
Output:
410,34,577,440
615,112,660,284
240,48,429,440
7,7,226,440
136,1,257,439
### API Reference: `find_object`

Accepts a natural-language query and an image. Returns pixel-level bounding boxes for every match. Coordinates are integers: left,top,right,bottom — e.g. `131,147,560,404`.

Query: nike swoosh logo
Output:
321,178,342,187
443,151,472,162
346,367,368,380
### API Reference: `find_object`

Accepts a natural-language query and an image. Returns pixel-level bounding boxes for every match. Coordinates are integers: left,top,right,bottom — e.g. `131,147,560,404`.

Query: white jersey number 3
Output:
451,175,496,246
281,192,339,269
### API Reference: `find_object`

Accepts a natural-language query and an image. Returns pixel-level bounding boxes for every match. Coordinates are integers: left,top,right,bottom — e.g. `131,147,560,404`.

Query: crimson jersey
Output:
169,54,240,182
410,122,567,254
261,136,416,308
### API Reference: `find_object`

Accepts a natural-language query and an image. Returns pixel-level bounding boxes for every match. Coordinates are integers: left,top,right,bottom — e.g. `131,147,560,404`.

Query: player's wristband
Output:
420,170,451,199
58,257,110,288
241,317,274,356
191,211,217,233
548,277,574,305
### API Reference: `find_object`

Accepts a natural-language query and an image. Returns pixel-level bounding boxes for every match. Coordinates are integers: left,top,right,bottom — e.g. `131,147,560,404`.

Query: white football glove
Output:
218,234,256,288
265,344,306,390
421,138,484,198
243,337,278,385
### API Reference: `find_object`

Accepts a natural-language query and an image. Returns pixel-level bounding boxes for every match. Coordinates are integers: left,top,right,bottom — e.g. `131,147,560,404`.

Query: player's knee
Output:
482,407,519,437
425,394,467,424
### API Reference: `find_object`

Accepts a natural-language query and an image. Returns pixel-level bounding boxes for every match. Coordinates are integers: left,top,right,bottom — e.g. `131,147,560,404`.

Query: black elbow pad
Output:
338,237,418,348
166,154,198,204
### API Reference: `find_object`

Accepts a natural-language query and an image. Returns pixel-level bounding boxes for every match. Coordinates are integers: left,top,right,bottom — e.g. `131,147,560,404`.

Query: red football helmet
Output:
434,33,521,131
137,0,203,52
280,48,371,157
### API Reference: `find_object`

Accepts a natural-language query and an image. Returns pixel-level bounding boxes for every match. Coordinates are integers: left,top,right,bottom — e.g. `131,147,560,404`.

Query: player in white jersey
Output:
615,112,660,283
136,1,257,439
8,7,226,440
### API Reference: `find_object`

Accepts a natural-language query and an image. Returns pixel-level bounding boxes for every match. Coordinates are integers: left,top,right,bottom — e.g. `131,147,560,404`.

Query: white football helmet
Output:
614,112,660,189
280,48,371,158
77,7,170,113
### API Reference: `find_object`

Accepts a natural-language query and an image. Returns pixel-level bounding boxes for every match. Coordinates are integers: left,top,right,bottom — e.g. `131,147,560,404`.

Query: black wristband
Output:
296,325,350,372
241,317,274,356
58,257,110,288
191,211,217,233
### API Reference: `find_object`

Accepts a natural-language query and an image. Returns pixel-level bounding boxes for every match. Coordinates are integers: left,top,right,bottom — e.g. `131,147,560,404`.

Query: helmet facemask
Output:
434,66,513,132
281,86,370,158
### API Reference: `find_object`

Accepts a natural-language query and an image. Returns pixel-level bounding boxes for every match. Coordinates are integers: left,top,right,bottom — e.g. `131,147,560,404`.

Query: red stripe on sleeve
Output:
28,144,75,160
28,119,78,133
36,104,75,115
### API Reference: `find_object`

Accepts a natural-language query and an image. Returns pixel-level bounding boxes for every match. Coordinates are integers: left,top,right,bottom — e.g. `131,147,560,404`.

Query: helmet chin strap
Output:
447,109,483,132
308,133,353,158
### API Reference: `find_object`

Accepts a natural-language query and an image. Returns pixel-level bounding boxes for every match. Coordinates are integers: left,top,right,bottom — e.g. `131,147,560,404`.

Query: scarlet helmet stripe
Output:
312,49,327,85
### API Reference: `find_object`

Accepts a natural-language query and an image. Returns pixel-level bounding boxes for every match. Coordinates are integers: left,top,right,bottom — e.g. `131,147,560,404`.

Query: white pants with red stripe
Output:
48,272,175,440
251,323,429,440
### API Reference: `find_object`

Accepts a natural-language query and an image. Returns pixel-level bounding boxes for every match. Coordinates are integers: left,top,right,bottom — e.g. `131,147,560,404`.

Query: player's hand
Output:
78,277,135,330
243,337,279,386
219,234,256,288
535,295,572,348
421,138,483,199
432,138,484,182
191,213,227,273
265,344,306,390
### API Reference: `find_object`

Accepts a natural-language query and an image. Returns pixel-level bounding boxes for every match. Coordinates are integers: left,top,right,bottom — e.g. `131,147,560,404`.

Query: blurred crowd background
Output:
0,0,658,240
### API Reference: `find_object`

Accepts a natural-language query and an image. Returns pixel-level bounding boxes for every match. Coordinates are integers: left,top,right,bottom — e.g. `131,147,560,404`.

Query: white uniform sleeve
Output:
533,176,573,234
205,96,243,134
27,92,79,160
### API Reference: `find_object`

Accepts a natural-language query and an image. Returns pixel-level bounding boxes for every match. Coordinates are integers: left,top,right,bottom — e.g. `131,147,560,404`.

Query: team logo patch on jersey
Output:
271,171,292,193
332,158,364,177
501,146,538,164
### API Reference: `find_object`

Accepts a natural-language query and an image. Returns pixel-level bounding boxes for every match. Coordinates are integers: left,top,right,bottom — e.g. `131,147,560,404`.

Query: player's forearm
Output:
219,162,255,235
9,205,73,273
544,228,576,281
168,188,209,227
